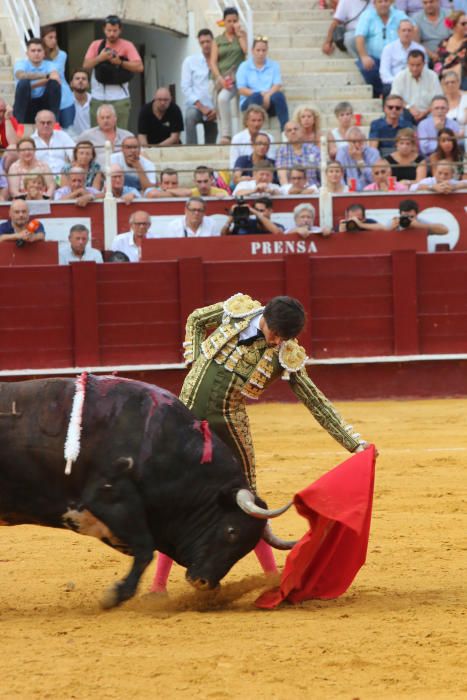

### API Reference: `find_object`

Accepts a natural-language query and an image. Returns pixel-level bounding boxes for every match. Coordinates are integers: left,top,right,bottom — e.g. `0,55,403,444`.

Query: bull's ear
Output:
217,482,243,509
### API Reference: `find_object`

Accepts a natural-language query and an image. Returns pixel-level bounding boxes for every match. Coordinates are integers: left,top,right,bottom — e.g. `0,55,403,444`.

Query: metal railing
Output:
213,0,254,54
3,0,40,52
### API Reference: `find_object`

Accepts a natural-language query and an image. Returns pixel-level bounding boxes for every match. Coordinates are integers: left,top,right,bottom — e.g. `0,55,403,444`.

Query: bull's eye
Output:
226,526,239,544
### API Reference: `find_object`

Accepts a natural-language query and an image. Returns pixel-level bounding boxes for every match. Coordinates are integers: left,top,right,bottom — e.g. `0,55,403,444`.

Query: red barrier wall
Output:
1,191,466,252
1,252,467,376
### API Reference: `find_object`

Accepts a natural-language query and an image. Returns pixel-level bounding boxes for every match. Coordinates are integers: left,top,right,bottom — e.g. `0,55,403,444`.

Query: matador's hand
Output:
355,441,379,457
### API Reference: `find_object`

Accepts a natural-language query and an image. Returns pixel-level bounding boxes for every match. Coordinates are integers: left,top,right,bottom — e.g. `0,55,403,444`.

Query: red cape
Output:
255,446,376,609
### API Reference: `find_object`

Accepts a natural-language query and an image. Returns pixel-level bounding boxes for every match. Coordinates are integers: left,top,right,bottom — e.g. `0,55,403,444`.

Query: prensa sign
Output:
143,230,429,262
251,239,318,255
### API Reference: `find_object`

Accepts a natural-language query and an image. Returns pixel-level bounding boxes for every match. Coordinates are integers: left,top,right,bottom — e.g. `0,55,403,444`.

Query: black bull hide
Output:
0,375,268,607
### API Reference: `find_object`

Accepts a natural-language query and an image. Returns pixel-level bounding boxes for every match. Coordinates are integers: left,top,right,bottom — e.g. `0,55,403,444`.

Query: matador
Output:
151,293,369,592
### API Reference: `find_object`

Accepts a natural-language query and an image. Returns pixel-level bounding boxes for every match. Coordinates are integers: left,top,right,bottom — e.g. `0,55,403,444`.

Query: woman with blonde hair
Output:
321,162,348,193
292,104,322,145
441,70,467,130
8,137,55,198
386,128,426,185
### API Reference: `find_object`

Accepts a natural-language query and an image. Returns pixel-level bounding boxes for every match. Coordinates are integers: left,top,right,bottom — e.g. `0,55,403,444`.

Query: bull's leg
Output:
83,476,154,608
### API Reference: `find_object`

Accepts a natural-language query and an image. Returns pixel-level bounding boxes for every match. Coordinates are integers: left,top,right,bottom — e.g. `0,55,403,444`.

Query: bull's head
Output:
185,488,295,591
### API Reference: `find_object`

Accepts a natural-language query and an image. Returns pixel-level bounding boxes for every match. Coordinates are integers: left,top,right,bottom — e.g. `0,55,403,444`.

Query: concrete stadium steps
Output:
251,0,329,10
143,145,231,185
285,84,373,100
272,48,354,61
267,33,336,48
278,59,362,73
0,25,13,100
249,0,384,131
253,9,333,22
255,20,332,36
0,81,13,102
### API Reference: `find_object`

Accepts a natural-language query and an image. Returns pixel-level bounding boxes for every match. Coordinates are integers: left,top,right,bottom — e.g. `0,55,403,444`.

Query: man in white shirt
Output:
391,48,441,122
232,162,282,197
181,29,217,145
59,224,103,264
31,110,75,176
280,167,319,195
163,197,219,238
110,135,157,192
230,105,275,170
111,210,152,262
69,69,92,137
379,19,426,93
322,0,371,58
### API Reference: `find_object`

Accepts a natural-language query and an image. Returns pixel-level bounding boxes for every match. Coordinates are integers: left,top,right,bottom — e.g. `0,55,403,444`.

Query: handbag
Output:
332,0,370,53
332,25,347,52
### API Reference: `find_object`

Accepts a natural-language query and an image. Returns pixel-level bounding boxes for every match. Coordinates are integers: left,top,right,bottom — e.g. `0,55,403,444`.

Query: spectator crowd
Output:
1,2,466,261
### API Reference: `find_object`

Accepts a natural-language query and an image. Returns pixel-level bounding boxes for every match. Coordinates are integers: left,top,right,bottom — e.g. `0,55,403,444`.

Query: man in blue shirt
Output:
0,200,46,243
13,38,61,124
355,0,410,96
416,95,461,156
336,126,380,190
236,38,289,130
369,93,414,156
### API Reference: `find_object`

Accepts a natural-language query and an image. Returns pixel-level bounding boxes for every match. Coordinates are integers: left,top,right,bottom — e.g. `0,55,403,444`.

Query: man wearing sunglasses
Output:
369,94,413,156
83,15,143,129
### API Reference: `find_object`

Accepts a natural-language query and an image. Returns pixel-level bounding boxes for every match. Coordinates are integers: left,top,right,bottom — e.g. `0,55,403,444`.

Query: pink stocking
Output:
150,552,173,592
254,540,278,574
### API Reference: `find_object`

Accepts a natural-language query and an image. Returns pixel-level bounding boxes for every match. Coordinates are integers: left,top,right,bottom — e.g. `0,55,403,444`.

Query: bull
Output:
0,375,292,608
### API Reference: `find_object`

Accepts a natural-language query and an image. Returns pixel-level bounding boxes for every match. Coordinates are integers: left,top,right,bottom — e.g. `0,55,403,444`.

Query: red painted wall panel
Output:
0,252,467,375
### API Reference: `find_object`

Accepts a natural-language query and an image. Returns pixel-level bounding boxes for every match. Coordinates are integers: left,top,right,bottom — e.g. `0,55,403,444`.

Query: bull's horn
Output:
236,489,292,519
262,523,297,550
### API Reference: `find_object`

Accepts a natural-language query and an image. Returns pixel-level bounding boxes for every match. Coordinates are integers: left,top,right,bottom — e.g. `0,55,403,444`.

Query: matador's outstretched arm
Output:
290,368,365,453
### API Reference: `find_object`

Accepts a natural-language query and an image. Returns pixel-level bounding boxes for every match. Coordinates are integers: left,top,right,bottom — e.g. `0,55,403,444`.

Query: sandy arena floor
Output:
1,398,466,699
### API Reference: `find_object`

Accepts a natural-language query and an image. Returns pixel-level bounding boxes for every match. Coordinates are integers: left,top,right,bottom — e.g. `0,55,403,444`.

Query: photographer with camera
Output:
221,196,284,235
387,199,448,235
338,203,380,232
83,15,143,129
0,200,45,245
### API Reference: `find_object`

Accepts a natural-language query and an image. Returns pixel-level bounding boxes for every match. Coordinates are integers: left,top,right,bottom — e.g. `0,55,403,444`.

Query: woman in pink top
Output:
7,137,55,198
364,159,408,192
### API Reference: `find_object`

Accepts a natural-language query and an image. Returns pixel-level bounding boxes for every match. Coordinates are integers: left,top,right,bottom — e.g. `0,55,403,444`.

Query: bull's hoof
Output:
100,585,120,610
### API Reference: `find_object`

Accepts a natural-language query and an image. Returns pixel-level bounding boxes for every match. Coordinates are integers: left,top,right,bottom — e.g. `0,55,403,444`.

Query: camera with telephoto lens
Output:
231,197,251,228
399,215,412,229
227,197,253,234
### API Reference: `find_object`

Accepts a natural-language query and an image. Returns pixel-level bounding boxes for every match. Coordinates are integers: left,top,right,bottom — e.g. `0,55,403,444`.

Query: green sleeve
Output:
289,368,362,452
184,302,225,363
